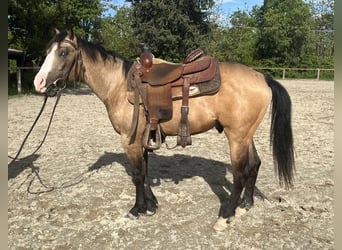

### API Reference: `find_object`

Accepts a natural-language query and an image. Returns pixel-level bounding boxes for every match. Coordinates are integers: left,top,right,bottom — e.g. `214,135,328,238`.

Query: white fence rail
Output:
9,66,334,94
252,67,334,80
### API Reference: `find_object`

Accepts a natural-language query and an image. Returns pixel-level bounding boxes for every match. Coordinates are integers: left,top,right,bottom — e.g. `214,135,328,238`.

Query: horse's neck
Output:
81,51,128,103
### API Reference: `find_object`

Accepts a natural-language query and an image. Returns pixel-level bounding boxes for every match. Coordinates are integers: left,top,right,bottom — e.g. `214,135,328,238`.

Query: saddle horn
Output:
140,43,153,70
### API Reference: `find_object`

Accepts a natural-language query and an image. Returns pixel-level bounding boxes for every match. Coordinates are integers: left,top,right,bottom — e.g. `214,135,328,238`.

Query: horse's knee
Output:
132,174,144,186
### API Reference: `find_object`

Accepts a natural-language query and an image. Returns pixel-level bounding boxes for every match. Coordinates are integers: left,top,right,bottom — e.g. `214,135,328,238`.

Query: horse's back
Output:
160,62,272,138
218,62,270,97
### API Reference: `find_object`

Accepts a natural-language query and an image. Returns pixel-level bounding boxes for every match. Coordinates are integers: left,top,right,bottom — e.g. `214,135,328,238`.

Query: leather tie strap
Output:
177,77,192,147
128,70,146,144
128,74,140,144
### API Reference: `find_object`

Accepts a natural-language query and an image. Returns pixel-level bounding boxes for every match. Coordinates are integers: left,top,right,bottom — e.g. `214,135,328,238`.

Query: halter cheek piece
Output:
45,39,84,96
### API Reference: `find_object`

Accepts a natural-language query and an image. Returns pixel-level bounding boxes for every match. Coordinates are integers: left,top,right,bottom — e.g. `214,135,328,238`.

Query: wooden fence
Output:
8,66,334,94
8,66,40,94
252,67,334,80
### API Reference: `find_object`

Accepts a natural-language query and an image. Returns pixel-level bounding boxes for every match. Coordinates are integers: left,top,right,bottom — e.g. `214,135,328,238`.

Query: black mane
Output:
47,30,133,77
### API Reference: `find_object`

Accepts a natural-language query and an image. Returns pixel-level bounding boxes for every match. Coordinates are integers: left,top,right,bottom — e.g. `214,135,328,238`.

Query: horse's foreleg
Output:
126,147,158,218
142,149,158,215
128,150,146,218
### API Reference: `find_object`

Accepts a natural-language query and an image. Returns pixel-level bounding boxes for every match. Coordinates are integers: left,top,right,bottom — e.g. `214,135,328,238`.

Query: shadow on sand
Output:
88,151,266,215
9,150,265,215
8,154,40,180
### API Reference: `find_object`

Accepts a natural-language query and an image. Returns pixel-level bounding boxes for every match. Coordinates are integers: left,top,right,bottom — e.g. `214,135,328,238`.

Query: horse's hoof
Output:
126,212,138,220
235,207,247,217
146,210,156,216
213,217,228,231
126,210,155,219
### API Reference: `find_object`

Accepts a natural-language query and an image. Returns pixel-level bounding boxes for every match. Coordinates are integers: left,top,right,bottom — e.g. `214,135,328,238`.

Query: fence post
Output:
16,68,22,94
317,69,320,80
282,69,286,80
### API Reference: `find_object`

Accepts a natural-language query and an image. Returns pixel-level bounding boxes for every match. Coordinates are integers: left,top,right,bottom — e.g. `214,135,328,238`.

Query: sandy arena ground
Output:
8,80,334,249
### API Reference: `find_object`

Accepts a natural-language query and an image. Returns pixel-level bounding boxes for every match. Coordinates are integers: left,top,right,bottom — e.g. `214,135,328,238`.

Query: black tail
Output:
265,76,295,188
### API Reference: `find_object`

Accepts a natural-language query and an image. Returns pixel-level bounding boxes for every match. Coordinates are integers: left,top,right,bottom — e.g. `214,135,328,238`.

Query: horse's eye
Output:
60,51,68,57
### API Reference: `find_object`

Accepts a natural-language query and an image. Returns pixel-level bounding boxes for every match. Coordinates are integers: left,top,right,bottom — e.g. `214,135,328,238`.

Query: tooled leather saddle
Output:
127,44,221,150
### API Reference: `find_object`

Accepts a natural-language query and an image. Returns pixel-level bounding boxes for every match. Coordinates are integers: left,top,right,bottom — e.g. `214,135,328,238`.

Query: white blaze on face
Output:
34,44,58,93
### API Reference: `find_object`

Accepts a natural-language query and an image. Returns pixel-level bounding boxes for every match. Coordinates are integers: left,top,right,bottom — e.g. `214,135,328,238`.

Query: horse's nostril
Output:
34,74,46,92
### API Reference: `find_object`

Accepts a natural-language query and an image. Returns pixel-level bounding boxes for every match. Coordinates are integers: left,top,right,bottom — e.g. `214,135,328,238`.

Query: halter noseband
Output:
45,39,84,96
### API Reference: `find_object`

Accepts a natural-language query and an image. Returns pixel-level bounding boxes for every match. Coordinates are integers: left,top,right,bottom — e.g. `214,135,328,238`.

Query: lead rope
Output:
8,87,63,167
7,42,80,167
9,87,95,194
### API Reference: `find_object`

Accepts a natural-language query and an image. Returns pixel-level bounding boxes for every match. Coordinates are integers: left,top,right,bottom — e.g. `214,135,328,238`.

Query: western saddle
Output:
127,45,221,150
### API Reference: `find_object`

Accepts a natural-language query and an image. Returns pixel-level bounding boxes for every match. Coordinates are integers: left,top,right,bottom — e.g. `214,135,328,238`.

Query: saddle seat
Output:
143,58,183,85
127,47,221,150
141,55,213,86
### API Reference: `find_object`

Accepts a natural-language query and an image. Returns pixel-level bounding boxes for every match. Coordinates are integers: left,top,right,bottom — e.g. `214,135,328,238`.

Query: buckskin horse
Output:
33,29,295,231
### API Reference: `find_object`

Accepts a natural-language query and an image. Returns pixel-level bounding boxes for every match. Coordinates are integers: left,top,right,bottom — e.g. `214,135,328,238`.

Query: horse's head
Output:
34,29,81,94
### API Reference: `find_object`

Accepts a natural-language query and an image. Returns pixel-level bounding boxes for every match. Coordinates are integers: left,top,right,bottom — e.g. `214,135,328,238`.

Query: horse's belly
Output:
160,98,217,136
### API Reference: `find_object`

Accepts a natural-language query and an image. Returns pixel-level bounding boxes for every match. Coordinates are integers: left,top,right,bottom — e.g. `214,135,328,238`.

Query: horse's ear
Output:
54,28,60,35
66,29,73,38
66,28,77,42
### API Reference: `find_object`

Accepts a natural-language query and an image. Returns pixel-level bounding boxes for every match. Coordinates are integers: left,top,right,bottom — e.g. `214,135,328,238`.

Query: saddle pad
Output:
171,67,221,99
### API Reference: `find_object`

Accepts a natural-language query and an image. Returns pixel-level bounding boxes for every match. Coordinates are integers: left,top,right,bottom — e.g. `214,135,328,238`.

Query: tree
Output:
99,6,139,59
306,0,334,67
8,0,104,61
254,0,312,67
204,10,257,64
126,0,215,61
54,0,103,40
225,10,258,65
8,0,56,60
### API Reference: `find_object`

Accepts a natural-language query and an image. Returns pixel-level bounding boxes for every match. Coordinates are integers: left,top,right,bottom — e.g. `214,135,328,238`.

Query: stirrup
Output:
142,123,162,150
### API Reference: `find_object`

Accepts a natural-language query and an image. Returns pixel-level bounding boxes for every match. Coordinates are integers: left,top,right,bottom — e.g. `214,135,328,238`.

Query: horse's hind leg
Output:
240,140,261,210
213,139,258,231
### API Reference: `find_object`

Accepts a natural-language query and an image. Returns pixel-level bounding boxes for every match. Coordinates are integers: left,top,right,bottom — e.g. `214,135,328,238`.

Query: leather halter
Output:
45,39,84,96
